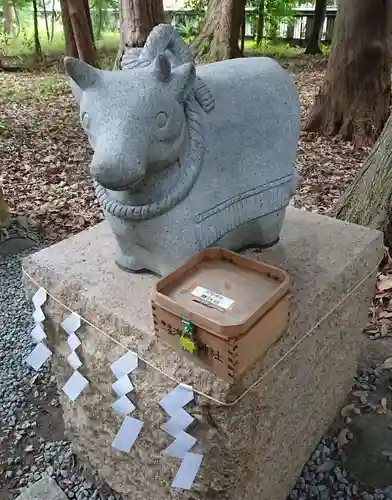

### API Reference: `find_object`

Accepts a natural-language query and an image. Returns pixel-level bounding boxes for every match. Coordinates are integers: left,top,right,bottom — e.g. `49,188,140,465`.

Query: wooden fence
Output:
165,7,337,46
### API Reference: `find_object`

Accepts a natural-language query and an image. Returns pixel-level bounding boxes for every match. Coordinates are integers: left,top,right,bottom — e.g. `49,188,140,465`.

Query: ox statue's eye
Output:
156,112,168,129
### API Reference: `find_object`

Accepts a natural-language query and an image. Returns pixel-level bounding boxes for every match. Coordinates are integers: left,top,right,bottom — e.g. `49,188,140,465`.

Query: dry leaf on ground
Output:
337,428,350,449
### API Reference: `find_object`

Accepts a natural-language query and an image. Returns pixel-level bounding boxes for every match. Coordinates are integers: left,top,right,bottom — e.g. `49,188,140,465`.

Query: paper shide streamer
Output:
60,312,89,401
110,351,144,452
23,285,202,490
25,287,52,371
160,384,203,490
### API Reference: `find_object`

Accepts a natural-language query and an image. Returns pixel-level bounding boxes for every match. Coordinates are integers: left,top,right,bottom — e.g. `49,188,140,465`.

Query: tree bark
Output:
32,0,42,60
256,0,265,45
333,113,392,247
0,188,10,229
191,0,247,62
67,0,98,66
240,6,245,56
42,0,50,41
120,0,165,48
3,0,12,34
83,0,95,46
304,0,392,147
305,0,327,54
60,0,78,58
50,0,56,42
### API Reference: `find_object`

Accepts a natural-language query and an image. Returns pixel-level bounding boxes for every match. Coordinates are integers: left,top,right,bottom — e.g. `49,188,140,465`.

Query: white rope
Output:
22,262,380,407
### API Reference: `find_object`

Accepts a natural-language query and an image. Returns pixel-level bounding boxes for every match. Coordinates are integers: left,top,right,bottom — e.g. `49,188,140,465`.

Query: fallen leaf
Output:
381,323,389,337
316,460,336,473
382,398,388,410
383,358,392,369
337,428,350,449
341,403,355,418
351,390,368,398
29,373,39,386
379,311,392,319
378,279,392,291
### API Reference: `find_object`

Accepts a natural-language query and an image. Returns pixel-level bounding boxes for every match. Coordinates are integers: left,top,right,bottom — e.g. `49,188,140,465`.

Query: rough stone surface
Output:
64,24,300,275
22,207,383,500
16,476,67,500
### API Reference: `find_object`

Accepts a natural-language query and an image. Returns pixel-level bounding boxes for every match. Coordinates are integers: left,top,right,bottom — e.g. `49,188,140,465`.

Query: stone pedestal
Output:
22,208,383,500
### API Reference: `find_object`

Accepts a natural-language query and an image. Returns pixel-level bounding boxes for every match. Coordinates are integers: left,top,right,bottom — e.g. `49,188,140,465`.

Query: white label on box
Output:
191,286,234,310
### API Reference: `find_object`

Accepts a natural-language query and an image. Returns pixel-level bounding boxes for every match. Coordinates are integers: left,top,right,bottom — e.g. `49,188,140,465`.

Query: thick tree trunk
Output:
67,0,98,67
60,0,78,58
115,0,165,68
32,0,42,60
256,0,265,45
304,0,392,147
333,113,392,247
304,0,327,55
3,0,12,34
120,0,165,48
191,0,247,62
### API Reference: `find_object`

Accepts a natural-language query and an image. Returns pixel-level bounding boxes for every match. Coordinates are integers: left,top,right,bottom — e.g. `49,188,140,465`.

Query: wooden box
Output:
151,248,290,382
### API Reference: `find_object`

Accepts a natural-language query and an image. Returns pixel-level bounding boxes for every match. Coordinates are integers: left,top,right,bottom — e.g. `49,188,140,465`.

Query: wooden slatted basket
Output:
151,247,290,382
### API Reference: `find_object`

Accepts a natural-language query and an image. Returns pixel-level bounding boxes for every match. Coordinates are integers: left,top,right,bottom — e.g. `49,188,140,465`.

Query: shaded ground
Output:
0,55,370,245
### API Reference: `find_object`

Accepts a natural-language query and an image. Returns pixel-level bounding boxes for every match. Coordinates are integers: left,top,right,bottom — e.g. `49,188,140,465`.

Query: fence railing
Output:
165,8,337,45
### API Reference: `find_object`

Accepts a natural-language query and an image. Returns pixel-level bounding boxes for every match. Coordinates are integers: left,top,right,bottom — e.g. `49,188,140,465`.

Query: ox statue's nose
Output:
90,150,146,191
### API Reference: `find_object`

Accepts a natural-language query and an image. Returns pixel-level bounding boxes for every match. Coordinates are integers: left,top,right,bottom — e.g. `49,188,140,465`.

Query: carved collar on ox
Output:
94,94,204,221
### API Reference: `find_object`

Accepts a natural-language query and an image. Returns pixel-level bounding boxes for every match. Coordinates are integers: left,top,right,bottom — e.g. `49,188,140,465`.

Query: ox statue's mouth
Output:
98,177,144,192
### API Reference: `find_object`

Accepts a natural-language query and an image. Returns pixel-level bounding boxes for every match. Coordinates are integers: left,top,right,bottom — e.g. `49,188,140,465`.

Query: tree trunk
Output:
121,0,164,48
67,0,98,66
50,0,56,42
191,0,247,62
3,0,12,35
0,188,11,229
304,0,392,147
12,0,20,37
97,0,103,40
42,0,50,41
32,0,42,60
83,0,95,46
60,0,78,58
240,6,245,56
305,0,327,54
333,113,392,247
256,0,265,45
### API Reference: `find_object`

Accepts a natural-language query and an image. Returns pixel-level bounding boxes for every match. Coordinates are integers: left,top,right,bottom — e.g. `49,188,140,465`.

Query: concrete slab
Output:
16,476,67,500
22,207,384,500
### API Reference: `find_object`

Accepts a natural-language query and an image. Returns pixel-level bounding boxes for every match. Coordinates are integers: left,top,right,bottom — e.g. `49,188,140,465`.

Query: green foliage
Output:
183,0,208,13
175,17,199,44
246,38,303,59
248,0,300,41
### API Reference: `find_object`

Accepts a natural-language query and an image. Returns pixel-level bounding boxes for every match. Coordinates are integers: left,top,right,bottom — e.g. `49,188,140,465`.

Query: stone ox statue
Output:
64,24,300,276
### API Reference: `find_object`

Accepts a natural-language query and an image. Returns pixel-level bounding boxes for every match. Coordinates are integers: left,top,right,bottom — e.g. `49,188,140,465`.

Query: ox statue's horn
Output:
154,53,171,82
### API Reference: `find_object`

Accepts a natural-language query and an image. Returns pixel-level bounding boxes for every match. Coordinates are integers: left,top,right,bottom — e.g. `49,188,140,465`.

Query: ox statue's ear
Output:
170,62,196,102
64,57,102,102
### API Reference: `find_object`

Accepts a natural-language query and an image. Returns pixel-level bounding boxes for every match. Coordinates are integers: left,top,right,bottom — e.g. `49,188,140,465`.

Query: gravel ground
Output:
0,247,391,500
0,249,122,500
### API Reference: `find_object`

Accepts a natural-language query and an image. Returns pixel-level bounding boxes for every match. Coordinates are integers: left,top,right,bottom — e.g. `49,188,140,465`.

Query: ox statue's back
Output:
64,24,300,276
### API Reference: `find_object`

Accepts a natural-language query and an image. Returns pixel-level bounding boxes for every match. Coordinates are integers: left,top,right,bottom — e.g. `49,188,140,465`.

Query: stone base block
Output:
22,207,383,500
